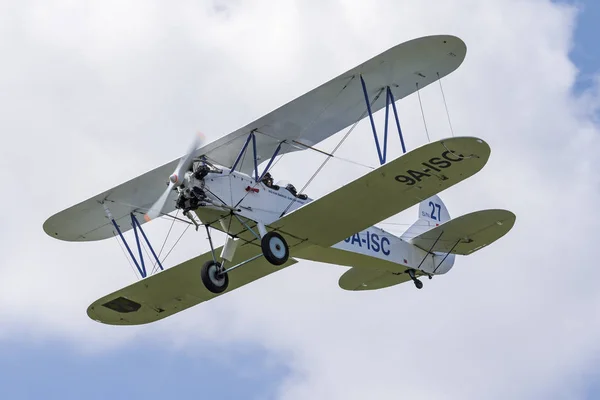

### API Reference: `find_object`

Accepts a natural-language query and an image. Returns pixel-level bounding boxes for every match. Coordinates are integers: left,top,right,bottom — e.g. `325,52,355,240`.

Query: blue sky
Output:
557,0,600,90
564,1,600,92
0,338,289,400
552,4,600,395
571,12,600,396
2,1,600,399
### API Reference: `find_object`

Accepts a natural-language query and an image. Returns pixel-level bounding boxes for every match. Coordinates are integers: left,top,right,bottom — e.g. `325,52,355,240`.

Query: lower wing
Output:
268,136,491,248
87,242,297,325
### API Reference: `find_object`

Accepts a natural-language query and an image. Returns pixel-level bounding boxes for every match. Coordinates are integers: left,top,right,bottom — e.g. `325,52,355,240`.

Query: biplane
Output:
43,35,515,326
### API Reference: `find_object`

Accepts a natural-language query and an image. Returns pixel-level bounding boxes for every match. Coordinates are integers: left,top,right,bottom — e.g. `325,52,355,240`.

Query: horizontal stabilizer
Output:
338,267,412,291
408,209,515,255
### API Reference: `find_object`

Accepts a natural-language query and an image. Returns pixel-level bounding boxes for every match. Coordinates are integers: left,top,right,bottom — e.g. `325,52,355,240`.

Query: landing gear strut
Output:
236,218,290,266
200,225,230,294
407,269,423,289
199,220,290,294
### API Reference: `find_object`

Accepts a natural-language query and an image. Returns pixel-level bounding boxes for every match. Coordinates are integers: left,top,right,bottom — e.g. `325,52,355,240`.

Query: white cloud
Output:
1,0,599,398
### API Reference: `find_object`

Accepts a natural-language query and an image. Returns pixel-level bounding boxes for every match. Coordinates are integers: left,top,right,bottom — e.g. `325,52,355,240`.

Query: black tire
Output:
201,260,229,294
414,279,423,289
261,231,289,266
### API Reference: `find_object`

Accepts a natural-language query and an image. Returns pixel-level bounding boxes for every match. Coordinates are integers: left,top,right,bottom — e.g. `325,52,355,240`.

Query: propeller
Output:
144,132,206,222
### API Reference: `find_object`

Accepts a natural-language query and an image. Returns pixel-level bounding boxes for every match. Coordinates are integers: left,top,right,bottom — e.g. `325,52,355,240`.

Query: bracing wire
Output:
378,222,434,226
105,200,192,225
342,226,463,241
290,142,375,170
437,72,455,137
155,209,179,265
279,88,385,217
140,238,154,271
160,224,191,265
233,76,357,210
327,155,375,170
114,234,140,280
416,82,430,142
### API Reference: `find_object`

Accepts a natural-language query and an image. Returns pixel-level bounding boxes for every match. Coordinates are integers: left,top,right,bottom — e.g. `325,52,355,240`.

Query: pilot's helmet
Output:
286,183,297,193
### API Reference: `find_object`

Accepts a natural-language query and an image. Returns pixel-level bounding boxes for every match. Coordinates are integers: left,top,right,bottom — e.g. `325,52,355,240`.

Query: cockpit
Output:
260,173,308,200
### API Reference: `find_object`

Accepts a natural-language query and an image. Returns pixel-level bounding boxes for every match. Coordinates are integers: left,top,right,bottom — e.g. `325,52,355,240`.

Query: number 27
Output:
429,201,441,221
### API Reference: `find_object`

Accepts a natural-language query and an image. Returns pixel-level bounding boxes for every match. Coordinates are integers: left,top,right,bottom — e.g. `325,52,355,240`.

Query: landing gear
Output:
201,260,229,294
261,231,289,266
199,220,288,293
407,269,423,289
200,225,229,294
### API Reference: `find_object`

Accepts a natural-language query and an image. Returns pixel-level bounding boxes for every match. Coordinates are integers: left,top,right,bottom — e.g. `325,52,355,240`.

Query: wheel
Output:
201,260,229,294
261,231,289,266
414,279,423,289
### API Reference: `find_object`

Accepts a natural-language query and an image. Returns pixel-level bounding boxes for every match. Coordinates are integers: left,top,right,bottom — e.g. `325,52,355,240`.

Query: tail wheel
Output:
201,260,229,294
261,231,289,266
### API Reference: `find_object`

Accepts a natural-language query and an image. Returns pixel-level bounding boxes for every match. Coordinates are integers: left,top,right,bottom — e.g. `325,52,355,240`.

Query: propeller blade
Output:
144,182,174,222
171,132,205,185
144,132,207,222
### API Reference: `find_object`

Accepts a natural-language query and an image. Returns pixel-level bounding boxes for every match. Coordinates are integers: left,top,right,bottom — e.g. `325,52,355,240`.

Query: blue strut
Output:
360,75,407,164
106,209,165,278
229,131,283,183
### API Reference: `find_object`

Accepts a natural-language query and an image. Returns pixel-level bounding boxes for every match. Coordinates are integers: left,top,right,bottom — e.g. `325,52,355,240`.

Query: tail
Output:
401,194,450,241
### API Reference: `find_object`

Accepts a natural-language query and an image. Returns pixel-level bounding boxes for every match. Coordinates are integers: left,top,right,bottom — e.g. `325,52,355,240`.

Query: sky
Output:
564,0,600,92
1,0,600,399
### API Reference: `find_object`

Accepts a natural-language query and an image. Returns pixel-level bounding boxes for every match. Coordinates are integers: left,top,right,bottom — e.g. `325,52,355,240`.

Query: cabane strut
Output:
229,131,283,183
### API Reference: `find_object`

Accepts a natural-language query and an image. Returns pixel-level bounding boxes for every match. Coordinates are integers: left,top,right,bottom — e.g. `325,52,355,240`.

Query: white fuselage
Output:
189,166,454,276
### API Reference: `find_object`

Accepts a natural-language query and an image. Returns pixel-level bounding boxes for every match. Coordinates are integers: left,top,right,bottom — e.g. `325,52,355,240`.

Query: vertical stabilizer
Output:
401,195,450,240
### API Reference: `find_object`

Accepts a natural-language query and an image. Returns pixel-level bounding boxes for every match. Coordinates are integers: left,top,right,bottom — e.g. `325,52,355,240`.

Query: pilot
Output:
284,182,308,200
285,183,298,196
261,172,275,188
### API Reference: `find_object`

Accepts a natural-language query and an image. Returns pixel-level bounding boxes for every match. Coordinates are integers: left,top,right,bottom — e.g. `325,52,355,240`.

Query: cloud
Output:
1,0,599,398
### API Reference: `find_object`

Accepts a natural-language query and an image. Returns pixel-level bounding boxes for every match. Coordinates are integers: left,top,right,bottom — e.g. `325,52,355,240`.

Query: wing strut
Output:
103,203,164,278
415,229,444,271
433,239,461,273
360,75,407,164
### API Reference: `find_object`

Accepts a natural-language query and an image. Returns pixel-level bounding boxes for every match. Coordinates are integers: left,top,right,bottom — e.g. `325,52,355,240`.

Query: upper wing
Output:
44,35,465,242
201,35,466,173
87,241,297,325
268,137,491,248
43,160,180,242
408,209,516,255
